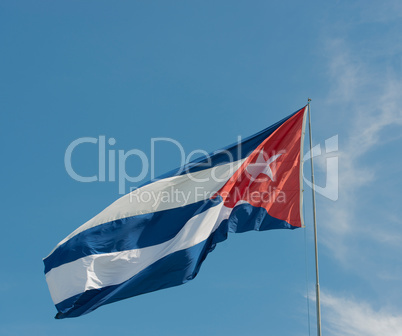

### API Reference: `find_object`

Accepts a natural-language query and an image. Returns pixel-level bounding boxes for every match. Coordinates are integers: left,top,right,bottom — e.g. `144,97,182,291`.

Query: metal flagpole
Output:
307,98,322,336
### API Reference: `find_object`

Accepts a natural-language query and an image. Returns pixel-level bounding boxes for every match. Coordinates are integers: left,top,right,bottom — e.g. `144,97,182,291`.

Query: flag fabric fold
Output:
44,106,307,319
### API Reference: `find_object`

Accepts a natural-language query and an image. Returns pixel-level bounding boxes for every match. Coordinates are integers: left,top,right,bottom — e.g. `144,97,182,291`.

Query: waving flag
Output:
44,106,307,319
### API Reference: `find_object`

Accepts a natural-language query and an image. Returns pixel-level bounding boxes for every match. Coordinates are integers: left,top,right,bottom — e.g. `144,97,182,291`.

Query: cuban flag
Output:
44,106,307,319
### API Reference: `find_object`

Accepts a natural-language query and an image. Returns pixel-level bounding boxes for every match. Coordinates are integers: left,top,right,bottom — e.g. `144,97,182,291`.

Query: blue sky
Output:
1,1,402,335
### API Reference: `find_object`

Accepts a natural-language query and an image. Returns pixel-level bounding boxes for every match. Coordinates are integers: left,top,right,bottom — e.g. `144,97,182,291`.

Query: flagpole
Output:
307,98,322,336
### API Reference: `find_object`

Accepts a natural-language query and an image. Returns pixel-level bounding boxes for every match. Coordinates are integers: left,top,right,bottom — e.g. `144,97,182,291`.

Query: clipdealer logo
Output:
64,134,338,200
64,136,241,194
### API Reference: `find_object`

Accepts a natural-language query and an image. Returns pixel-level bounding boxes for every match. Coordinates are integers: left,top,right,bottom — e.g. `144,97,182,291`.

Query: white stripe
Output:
47,159,245,256
46,201,233,305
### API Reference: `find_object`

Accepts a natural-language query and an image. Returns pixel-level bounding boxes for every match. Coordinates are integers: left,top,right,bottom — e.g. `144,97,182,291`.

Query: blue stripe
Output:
211,202,297,246
44,196,223,274
141,108,302,185
55,237,215,319
54,203,298,319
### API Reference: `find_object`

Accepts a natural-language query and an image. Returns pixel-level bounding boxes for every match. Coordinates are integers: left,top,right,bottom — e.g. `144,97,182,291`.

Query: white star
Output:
246,150,282,183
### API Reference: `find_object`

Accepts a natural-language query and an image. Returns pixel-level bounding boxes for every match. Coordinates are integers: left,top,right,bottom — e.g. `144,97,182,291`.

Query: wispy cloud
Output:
321,292,402,336
318,36,402,263
306,10,402,331
357,0,402,24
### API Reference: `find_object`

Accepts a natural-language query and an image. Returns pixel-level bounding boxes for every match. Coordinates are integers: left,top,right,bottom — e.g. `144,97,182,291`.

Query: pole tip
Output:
308,98,312,102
